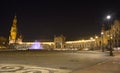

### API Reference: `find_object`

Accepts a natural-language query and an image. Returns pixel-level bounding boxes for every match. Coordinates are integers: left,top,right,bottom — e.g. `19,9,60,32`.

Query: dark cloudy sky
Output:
0,0,120,41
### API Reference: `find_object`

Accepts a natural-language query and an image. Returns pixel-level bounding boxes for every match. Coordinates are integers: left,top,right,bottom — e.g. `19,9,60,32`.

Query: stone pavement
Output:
74,51,120,73
0,64,71,73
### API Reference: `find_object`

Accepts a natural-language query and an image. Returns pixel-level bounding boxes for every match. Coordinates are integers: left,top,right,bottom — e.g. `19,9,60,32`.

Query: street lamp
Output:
106,15,113,56
101,31,104,52
90,37,94,50
95,36,98,49
106,15,111,20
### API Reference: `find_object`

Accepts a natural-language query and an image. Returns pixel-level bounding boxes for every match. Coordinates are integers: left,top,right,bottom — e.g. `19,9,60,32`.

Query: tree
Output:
0,36,7,46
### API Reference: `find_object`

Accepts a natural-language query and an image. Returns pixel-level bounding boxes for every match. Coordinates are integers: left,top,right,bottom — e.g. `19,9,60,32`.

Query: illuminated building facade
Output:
9,15,22,44
9,15,17,44
22,36,96,50
8,15,120,50
110,20,120,48
54,35,66,49
65,39,95,50
100,19,120,49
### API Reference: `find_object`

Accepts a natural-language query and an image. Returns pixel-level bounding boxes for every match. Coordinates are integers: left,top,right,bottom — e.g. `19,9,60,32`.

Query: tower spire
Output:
9,15,17,44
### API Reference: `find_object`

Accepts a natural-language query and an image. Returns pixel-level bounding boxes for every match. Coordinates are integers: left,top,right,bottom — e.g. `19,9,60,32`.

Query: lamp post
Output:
101,31,104,52
106,15,113,56
95,36,98,50
90,37,94,50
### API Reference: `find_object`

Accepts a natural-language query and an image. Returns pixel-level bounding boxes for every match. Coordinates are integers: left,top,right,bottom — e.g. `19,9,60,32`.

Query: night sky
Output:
0,0,120,41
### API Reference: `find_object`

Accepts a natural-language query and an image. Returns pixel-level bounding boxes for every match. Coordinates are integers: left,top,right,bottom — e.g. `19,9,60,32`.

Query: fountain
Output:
29,40,43,50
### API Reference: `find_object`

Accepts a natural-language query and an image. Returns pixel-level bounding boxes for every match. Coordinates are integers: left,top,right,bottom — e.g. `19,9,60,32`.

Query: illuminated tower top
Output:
9,15,17,44
13,15,17,26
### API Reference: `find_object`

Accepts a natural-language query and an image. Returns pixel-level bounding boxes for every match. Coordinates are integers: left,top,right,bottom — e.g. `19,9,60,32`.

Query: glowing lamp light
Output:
106,15,111,20
95,36,98,39
101,32,104,35
90,37,93,40
110,36,113,39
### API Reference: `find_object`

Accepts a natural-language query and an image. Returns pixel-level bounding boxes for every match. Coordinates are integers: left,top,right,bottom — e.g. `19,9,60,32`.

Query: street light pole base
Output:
110,51,113,56
102,49,104,52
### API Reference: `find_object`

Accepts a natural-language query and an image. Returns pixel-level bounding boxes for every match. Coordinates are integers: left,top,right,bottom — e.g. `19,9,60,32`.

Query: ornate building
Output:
110,20,120,47
100,19,120,50
7,15,120,51
9,15,22,44
65,38,96,50
54,35,66,49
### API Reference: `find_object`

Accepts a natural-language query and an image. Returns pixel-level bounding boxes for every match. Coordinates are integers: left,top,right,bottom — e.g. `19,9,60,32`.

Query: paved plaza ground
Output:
74,51,120,73
0,50,119,73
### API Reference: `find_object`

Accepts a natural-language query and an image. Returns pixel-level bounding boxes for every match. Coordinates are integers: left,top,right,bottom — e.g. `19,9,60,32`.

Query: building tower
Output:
9,15,17,44
16,34,23,44
54,35,66,49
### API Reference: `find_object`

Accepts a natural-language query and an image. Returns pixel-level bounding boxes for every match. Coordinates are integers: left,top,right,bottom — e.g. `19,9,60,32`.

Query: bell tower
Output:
9,15,17,44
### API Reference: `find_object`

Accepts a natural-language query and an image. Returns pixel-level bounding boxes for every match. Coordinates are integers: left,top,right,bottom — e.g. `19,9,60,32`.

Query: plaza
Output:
0,1,120,73
0,50,119,73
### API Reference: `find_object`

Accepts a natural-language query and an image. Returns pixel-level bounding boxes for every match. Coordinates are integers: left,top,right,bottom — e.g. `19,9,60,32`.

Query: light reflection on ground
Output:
0,64,71,73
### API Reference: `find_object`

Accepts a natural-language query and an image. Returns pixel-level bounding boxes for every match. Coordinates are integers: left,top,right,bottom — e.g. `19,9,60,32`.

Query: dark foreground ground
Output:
0,49,119,73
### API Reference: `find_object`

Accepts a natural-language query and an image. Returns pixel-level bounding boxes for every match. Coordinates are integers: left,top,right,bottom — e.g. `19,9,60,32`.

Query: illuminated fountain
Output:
29,40,43,50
